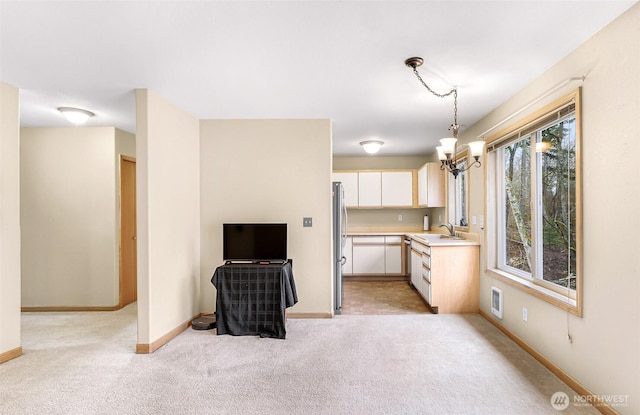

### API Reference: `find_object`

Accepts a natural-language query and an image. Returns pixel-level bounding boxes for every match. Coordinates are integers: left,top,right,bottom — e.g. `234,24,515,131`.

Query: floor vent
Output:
491,286,503,319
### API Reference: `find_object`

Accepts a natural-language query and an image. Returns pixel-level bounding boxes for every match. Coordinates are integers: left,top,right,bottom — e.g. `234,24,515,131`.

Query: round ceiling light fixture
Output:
57,107,95,125
360,140,384,155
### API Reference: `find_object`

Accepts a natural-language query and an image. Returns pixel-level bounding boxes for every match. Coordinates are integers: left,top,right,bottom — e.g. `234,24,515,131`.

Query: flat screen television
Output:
223,223,287,262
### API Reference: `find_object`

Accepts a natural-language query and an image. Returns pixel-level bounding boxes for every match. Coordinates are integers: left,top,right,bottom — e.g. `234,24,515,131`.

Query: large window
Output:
486,89,582,315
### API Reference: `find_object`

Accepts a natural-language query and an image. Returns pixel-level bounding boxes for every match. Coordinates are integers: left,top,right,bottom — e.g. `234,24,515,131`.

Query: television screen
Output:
223,223,287,262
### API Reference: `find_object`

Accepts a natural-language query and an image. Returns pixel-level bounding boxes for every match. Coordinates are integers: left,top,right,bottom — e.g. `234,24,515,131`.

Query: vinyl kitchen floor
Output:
341,280,431,315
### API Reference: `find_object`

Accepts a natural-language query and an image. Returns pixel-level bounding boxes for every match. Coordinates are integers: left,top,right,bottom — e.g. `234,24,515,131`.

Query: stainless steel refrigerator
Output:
332,181,348,314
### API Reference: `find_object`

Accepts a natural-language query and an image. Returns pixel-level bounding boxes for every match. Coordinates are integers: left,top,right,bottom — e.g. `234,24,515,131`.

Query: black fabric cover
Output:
211,262,298,339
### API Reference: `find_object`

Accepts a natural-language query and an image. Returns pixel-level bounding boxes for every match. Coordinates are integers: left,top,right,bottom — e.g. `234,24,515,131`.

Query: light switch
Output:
303,217,313,227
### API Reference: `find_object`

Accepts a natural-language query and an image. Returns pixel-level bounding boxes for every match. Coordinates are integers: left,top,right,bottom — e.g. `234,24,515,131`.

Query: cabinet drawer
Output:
422,254,430,268
422,264,431,283
385,235,402,244
411,240,428,252
422,276,432,304
352,236,385,244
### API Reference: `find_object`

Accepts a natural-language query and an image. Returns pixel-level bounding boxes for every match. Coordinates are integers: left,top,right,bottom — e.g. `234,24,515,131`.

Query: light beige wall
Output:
0,82,21,357
135,89,200,345
200,119,332,315
461,4,640,413
20,127,122,307
333,156,428,170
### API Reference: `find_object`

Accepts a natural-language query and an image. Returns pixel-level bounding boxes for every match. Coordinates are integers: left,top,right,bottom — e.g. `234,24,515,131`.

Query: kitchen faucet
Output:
439,222,456,237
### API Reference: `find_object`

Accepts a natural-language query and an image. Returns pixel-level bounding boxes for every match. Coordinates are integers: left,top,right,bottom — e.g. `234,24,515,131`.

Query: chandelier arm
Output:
458,160,482,173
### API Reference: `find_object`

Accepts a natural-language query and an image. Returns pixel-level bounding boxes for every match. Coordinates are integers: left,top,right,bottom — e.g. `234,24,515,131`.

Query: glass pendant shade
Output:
468,141,485,158
436,146,446,161
439,137,457,156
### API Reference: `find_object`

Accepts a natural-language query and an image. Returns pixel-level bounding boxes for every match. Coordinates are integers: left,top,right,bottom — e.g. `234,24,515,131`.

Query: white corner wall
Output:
20,127,129,307
0,82,21,360
462,4,640,413
199,119,333,315
135,89,200,347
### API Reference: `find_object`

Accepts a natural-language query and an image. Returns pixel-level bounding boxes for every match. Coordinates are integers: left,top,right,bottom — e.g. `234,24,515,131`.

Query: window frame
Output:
485,89,582,316
447,149,470,231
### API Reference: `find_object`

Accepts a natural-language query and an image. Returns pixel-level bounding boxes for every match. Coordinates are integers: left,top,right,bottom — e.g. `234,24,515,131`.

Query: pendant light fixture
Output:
405,57,484,178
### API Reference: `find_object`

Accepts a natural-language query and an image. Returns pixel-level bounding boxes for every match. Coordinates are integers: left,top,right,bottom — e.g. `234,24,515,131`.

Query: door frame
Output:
119,155,137,308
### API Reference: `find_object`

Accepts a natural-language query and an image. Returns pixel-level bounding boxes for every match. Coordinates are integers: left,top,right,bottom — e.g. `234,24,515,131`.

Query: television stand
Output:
211,260,297,339
224,259,292,266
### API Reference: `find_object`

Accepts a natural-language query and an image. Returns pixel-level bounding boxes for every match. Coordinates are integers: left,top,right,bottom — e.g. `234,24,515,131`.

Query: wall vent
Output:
491,286,503,319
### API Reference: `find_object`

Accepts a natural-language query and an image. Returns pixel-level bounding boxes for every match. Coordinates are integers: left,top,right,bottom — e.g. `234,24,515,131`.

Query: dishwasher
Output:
403,236,412,278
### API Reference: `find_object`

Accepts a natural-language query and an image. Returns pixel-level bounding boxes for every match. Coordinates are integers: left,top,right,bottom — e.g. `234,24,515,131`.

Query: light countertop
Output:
346,228,480,246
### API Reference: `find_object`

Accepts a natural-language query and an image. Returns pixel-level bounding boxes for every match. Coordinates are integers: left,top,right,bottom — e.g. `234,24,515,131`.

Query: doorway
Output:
119,156,137,307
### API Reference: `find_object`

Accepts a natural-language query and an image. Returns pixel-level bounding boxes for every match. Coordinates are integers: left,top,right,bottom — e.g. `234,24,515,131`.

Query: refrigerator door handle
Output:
341,196,348,247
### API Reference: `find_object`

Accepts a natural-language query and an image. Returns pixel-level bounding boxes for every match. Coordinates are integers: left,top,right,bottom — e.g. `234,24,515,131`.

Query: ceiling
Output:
1,1,636,156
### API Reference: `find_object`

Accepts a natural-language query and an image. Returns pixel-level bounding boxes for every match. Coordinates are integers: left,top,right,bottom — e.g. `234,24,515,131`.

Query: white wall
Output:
135,89,200,346
20,127,133,307
200,119,333,315
461,4,640,413
0,82,21,359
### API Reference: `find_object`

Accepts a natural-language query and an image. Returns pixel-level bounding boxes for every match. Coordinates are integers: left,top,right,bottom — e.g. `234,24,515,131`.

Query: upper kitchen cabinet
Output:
358,171,382,207
417,163,445,207
332,171,359,207
381,171,413,207
333,169,415,208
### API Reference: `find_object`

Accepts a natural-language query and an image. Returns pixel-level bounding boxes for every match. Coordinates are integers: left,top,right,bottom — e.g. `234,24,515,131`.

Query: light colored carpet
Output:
0,304,598,414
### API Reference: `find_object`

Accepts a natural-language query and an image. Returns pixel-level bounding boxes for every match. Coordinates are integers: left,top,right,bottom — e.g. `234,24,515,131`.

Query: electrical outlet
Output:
303,217,312,227
522,307,528,322
397,214,403,222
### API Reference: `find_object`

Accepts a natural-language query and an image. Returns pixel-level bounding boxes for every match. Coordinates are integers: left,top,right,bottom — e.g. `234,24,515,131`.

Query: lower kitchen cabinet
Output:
352,244,385,274
384,236,402,274
411,239,479,314
349,235,404,276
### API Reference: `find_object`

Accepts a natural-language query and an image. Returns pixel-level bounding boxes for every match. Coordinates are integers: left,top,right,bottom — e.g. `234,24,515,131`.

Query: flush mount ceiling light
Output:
360,140,384,155
404,57,485,178
57,107,95,125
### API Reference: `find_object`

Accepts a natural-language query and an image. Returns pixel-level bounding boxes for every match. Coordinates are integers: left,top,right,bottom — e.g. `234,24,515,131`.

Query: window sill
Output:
486,268,582,317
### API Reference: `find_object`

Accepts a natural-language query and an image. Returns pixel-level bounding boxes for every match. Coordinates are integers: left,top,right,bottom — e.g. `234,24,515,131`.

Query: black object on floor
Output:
191,314,216,330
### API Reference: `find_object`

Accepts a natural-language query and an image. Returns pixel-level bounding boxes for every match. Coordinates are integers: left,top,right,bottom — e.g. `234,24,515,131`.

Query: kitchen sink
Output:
414,234,463,240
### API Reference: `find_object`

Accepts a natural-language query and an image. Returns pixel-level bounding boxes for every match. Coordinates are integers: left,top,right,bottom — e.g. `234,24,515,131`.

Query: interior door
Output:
119,156,137,307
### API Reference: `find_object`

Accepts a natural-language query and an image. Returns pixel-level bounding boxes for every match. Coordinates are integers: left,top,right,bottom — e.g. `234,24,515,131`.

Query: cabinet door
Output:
332,172,359,207
417,163,446,207
426,163,446,207
384,244,402,274
381,171,413,207
358,172,382,207
417,165,427,206
352,245,385,274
